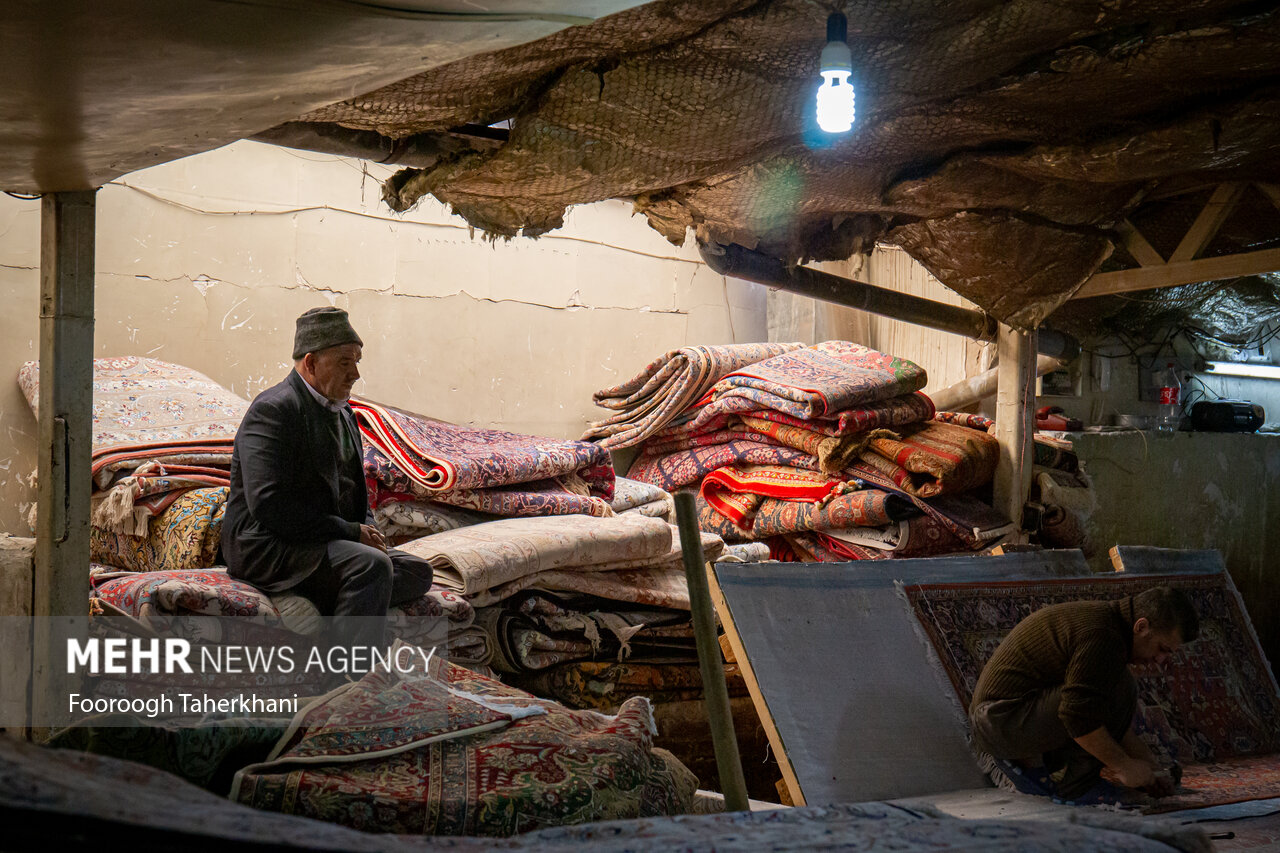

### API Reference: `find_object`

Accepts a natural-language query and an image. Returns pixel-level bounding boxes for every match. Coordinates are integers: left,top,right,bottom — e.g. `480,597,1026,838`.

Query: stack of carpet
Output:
18,357,244,572
395,513,725,672
380,509,782,795
354,398,617,528
587,341,1016,562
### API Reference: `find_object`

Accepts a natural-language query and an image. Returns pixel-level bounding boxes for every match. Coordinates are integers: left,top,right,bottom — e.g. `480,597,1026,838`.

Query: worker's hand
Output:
1112,757,1157,790
1144,767,1177,797
359,524,387,553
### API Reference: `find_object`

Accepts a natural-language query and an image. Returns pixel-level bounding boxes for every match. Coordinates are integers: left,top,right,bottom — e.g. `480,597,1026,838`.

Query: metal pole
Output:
674,492,750,811
31,190,96,735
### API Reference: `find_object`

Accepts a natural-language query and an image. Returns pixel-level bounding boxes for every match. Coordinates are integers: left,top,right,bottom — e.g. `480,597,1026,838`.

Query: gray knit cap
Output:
292,307,363,360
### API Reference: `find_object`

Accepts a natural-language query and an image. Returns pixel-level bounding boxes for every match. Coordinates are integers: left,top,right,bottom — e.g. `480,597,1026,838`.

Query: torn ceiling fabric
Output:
284,0,1280,329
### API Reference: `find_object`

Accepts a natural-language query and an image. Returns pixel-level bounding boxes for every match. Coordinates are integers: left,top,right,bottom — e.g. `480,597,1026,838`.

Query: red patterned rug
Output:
903,570,1280,814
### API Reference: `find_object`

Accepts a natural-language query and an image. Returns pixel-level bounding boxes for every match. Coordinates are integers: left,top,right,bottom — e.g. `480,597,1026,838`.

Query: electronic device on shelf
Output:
1189,400,1265,433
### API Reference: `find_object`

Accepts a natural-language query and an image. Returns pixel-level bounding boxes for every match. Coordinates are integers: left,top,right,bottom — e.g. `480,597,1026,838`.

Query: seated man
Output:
222,306,433,663
969,585,1198,800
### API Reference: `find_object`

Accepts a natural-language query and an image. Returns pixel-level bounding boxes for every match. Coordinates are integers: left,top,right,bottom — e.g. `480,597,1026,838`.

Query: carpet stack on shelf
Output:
587,341,1017,562
19,357,245,573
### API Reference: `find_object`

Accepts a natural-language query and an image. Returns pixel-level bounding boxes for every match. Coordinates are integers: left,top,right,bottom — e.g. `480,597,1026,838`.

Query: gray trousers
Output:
970,675,1137,798
291,540,433,654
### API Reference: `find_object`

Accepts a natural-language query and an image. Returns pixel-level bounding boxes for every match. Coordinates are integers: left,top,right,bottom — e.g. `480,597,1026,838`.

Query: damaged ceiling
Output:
276,0,1280,329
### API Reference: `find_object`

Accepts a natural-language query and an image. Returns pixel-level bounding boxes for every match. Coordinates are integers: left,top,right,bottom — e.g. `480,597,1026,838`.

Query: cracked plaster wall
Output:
0,140,769,535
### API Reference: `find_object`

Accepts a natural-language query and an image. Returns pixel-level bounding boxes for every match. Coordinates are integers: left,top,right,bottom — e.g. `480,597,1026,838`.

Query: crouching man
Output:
969,585,1198,800
222,306,433,667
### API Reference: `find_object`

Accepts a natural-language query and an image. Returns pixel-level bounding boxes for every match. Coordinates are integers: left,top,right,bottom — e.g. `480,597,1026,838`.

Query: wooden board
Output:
707,551,1090,805
1109,545,1226,576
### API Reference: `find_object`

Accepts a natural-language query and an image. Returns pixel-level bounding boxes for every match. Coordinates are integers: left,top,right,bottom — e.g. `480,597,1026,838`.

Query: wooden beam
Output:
705,563,807,806
928,354,1062,412
1072,246,1280,299
31,191,96,734
992,325,1035,534
1116,219,1164,267
673,493,749,813
1257,182,1280,213
1167,182,1246,264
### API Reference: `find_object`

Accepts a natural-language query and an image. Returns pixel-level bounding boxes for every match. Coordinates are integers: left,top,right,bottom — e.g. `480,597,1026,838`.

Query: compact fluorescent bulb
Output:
816,12,855,133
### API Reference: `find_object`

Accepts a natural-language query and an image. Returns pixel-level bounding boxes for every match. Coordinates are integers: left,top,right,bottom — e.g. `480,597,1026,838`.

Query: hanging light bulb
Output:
816,11,855,133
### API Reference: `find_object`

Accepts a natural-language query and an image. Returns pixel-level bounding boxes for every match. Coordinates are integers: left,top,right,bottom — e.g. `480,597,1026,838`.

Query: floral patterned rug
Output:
903,570,1280,814
232,657,696,836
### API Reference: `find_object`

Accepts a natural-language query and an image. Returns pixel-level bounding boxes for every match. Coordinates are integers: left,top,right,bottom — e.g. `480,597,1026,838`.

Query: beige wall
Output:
0,141,770,534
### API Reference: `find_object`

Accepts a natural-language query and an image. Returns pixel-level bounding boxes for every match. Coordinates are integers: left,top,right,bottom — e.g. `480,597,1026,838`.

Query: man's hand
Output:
359,524,387,552
1143,767,1176,797
1111,756,1157,790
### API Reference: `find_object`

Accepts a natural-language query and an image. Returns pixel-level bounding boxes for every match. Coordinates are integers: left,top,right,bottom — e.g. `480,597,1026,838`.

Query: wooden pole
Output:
673,492,750,811
929,354,1062,412
992,324,1035,533
31,191,96,734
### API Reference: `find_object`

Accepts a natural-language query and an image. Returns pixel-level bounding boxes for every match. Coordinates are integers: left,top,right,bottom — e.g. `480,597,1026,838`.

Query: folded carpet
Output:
355,397,614,496
509,661,746,712
90,486,227,573
467,530,723,609
365,443,614,518
699,464,848,530
609,476,675,521
627,439,814,492
374,498,497,543
695,487,918,541
19,356,247,485
934,410,1080,472
854,420,1000,499
672,388,935,440
19,357,247,544
395,514,674,596
709,341,928,421
478,592,698,674
583,342,803,449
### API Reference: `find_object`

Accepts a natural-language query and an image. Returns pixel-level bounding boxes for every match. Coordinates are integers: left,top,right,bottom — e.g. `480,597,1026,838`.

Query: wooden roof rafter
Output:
1073,181,1280,299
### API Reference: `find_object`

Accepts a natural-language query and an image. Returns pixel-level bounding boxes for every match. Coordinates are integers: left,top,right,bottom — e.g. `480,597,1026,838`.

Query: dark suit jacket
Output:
222,369,373,592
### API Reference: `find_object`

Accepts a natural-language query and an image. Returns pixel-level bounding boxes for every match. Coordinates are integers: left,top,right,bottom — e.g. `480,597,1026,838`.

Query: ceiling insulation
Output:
290,0,1280,329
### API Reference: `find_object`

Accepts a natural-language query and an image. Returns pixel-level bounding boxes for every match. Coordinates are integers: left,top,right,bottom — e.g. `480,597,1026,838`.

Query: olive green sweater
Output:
971,597,1135,738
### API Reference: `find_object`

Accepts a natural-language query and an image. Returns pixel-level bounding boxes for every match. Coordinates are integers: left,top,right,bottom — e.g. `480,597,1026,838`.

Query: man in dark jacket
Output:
222,306,432,657
969,585,1198,800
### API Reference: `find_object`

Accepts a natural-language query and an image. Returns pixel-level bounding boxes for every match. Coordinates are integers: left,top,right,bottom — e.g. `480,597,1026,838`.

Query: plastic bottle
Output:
1156,362,1181,434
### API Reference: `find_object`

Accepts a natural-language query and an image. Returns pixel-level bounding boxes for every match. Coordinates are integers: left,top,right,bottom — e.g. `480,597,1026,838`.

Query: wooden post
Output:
673,493,750,811
992,324,1035,533
31,191,96,734
929,354,1063,412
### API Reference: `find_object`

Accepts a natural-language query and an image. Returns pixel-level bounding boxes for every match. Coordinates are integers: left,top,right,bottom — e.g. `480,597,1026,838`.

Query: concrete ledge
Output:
1,535,34,735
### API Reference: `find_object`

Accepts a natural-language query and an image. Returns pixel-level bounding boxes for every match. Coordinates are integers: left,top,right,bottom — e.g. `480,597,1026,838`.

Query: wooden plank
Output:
929,354,1061,411
710,556,1097,805
1073,246,1280,299
705,563,806,806
1257,183,1280,213
1109,545,1226,576
992,324,1034,534
31,191,96,734
1116,219,1164,267
1167,182,1246,264
673,493,749,811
